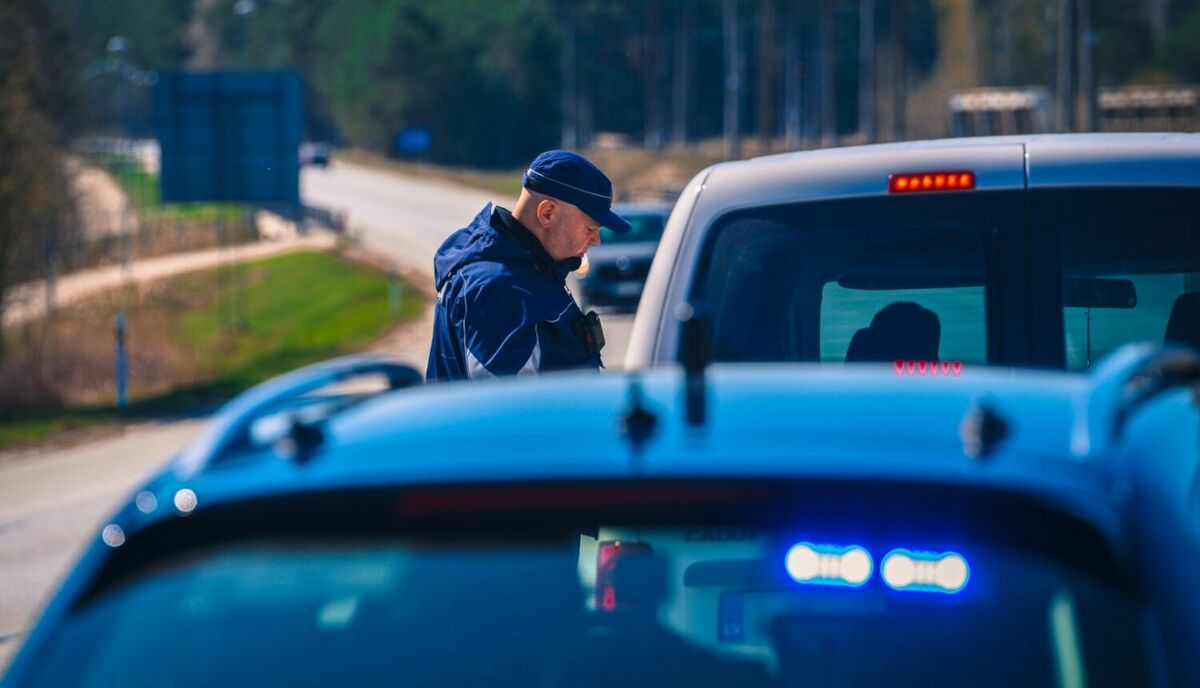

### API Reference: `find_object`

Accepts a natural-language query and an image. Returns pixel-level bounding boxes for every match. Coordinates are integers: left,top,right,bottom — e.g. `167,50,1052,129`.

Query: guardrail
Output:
302,204,348,233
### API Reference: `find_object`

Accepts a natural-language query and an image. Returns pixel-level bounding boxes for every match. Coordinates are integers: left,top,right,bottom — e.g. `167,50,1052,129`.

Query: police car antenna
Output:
618,375,658,471
677,303,710,427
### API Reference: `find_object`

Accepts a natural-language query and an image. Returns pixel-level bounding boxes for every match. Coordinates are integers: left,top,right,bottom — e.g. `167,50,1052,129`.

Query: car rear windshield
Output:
689,187,1200,368
22,496,1154,687
1047,189,1200,370
691,193,1010,365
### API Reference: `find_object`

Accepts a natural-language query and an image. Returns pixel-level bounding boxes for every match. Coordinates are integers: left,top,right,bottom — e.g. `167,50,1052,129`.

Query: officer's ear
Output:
535,198,557,228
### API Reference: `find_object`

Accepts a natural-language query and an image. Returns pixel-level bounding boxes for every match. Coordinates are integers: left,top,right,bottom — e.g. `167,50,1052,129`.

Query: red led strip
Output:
892,360,963,377
888,171,975,193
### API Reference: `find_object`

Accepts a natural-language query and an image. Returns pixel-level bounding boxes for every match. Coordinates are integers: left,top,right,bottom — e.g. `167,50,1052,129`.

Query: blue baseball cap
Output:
521,150,632,234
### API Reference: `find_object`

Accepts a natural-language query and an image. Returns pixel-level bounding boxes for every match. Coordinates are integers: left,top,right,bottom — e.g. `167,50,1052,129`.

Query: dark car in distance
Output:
299,142,331,167
574,202,671,312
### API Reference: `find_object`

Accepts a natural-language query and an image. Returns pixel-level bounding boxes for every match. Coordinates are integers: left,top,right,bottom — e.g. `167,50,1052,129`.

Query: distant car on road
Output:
299,142,331,167
627,133,1200,370
574,202,671,312
4,344,1200,686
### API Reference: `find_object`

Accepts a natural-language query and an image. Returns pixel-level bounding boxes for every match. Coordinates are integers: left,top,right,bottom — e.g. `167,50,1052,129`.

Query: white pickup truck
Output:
627,133,1200,371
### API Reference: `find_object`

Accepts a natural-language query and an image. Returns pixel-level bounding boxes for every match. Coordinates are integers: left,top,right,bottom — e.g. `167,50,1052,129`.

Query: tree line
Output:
32,0,1200,169
0,0,82,355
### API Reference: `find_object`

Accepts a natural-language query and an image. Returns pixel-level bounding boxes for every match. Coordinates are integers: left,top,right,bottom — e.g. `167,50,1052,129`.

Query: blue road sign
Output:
156,71,304,204
393,127,433,155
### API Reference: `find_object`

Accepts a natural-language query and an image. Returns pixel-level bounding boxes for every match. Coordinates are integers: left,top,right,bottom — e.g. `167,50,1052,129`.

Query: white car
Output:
627,133,1200,371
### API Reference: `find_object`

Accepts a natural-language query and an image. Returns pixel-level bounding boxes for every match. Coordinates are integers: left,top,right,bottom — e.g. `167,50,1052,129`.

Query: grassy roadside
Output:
0,250,425,451
92,154,246,223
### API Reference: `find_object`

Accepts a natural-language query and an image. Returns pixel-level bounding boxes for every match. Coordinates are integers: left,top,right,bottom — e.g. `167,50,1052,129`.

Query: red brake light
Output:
888,171,975,194
595,540,653,612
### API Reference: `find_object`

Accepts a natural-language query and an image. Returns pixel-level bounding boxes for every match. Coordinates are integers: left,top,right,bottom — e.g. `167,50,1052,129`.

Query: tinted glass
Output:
24,529,1150,688
821,282,986,364
691,195,1003,364
1055,193,1200,369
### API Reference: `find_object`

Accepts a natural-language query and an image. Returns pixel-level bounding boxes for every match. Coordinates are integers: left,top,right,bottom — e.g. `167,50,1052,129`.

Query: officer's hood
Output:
433,204,580,291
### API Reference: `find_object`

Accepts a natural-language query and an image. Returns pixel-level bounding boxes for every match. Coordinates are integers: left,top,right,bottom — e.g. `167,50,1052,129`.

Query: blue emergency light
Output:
784,542,873,587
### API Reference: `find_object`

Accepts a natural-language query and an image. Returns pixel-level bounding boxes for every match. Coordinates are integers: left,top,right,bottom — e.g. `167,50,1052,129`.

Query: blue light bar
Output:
785,542,873,587
881,549,970,593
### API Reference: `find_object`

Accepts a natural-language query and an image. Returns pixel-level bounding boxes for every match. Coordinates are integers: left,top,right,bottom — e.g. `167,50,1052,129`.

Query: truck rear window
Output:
1055,200,1200,369
691,193,1010,365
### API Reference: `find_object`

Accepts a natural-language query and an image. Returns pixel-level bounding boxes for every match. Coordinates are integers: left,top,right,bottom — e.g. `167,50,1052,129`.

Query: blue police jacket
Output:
426,204,601,381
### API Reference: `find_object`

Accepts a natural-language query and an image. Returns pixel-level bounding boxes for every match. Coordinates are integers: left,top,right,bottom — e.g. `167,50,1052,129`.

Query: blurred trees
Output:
310,0,560,167
1159,1,1200,79
31,0,1200,169
201,0,560,167
51,0,191,72
0,0,81,354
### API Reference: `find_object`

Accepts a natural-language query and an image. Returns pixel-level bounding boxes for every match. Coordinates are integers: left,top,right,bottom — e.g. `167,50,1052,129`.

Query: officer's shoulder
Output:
456,261,539,299
457,259,528,284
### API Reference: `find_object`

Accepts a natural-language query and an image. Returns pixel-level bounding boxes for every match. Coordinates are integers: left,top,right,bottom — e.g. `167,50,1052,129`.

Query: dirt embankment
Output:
65,155,135,240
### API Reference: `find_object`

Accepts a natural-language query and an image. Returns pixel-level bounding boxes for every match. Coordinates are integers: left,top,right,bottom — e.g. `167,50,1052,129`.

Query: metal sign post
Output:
115,312,128,410
389,270,402,317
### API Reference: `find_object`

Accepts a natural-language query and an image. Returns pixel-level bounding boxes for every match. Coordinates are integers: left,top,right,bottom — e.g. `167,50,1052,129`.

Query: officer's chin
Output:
575,253,591,278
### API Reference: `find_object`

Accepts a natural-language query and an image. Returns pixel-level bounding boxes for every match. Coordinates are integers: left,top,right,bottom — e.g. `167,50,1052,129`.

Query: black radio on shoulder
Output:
573,310,606,355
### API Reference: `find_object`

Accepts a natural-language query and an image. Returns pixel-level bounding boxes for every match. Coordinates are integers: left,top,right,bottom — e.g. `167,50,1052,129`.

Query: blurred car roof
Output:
7,344,1199,688
119,344,1197,533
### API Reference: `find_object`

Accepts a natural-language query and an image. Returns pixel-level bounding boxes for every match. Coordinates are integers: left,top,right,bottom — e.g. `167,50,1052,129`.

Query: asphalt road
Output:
302,161,496,273
0,161,638,674
0,421,205,669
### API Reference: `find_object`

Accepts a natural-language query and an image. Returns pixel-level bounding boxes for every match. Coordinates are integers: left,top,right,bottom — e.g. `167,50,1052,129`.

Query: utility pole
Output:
560,3,578,149
819,1,836,147
805,7,820,148
578,16,593,149
644,0,664,149
272,3,284,68
115,313,127,411
724,0,742,160
784,4,802,150
993,0,1012,84
859,0,876,144
890,0,908,141
234,0,257,67
1146,0,1167,44
1077,0,1096,132
671,0,693,147
757,0,777,151
43,231,57,318
1056,0,1075,132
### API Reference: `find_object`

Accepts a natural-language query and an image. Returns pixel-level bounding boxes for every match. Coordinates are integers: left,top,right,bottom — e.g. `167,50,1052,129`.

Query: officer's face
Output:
539,200,601,262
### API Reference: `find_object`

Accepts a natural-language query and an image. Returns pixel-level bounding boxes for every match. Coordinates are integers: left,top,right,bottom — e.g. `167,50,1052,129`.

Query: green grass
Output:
177,251,423,390
0,251,425,449
93,154,246,222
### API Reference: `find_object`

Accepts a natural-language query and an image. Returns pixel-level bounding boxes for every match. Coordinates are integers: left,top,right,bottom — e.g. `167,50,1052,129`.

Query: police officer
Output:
426,150,631,381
